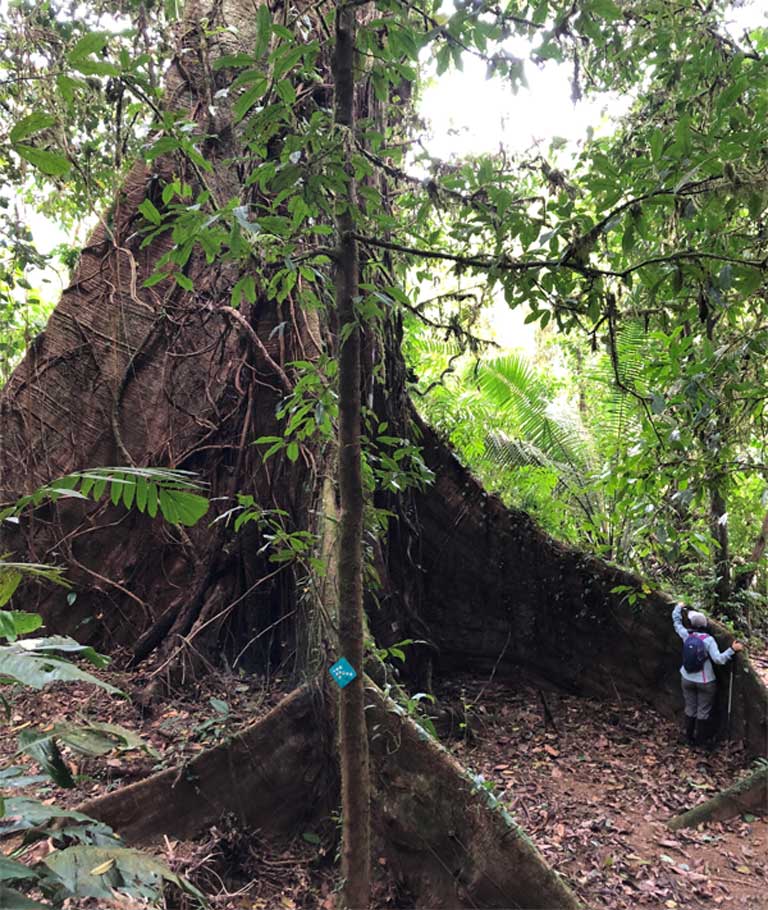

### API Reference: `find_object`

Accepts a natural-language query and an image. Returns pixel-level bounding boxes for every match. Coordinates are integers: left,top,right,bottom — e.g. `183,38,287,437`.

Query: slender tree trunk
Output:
735,508,768,593
334,5,370,907
710,475,731,606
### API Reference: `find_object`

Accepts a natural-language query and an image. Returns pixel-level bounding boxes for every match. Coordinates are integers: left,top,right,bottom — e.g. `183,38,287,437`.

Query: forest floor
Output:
1,653,766,910
439,673,767,910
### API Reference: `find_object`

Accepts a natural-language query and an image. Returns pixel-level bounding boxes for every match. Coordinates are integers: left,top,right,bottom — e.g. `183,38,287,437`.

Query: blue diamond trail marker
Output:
329,657,357,688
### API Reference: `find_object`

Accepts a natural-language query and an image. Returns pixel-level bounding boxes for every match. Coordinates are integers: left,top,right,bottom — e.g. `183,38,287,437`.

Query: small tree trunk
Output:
334,5,370,907
735,508,768,593
667,765,768,830
709,476,731,607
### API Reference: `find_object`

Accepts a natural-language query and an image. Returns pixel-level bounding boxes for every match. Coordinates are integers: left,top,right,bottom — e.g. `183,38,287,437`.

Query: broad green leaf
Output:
68,31,109,61
0,643,119,692
589,0,623,21
0,855,38,882
0,611,42,640
0,887,48,908
0,766,49,789
14,146,71,177
234,81,268,123
255,3,272,57
9,113,56,144
0,797,97,832
18,729,75,788
44,846,205,902
138,199,162,226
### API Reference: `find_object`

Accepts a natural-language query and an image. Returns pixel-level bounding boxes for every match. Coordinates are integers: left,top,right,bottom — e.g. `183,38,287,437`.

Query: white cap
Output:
688,610,707,629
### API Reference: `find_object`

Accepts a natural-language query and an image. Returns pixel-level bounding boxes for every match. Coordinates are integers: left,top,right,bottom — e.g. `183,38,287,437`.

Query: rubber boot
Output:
694,716,715,752
683,715,696,747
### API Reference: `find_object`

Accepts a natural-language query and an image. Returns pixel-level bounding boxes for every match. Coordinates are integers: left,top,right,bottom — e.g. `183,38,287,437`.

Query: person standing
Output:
671,603,743,749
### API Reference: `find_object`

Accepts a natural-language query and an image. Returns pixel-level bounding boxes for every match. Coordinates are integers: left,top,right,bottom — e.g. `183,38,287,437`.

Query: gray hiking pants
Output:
682,678,716,720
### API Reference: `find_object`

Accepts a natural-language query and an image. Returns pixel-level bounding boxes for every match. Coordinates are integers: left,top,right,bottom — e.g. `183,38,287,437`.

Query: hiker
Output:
672,604,743,749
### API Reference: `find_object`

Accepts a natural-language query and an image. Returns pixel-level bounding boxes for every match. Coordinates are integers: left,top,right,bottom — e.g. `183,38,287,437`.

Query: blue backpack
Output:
683,633,709,673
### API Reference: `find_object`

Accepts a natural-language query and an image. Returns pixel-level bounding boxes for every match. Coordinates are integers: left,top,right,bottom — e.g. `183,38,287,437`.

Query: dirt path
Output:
3,663,766,908
438,674,767,910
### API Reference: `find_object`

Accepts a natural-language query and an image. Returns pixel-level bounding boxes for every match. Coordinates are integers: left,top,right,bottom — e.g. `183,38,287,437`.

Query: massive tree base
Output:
667,765,768,831
82,681,583,910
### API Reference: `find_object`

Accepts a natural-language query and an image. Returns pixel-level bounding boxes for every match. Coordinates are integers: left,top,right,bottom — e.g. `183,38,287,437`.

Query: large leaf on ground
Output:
0,767,49,789
17,729,73,788
0,886,48,908
43,846,205,903
0,642,120,693
9,636,109,668
0,855,38,882
0,798,117,845
18,721,159,787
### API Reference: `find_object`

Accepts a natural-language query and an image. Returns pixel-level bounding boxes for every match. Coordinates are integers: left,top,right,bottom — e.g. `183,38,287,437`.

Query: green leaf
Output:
138,199,162,226
0,855,38,883
57,74,86,103
0,640,119,692
43,846,204,902
72,60,120,76
18,729,75,788
0,797,99,832
0,766,49,789
234,80,268,123
68,31,109,62
0,573,21,610
9,113,57,144
255,3,272,57
589,0,623,21
175,273,194,291
0,887,48,909
14,146,71,177
0,611,43,641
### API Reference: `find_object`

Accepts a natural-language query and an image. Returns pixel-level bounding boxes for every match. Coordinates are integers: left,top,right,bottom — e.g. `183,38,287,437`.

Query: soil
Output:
1,654,766,909
437,672,768,910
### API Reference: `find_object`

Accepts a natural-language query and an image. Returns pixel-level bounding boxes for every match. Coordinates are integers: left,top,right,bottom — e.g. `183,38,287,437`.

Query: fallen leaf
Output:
544,745,559,757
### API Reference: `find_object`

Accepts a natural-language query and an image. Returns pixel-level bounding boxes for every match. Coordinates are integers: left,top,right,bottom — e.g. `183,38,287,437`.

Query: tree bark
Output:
333,4,370,907
734,508,768,593
709,476,731,606
80,681,584,910
667,765,768,830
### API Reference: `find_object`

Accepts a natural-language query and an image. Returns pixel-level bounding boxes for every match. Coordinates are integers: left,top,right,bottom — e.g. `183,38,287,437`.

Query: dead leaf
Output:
544,745,559,757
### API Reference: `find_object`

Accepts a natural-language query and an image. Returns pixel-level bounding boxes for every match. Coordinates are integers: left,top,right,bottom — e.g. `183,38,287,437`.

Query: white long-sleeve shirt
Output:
672,604,735,683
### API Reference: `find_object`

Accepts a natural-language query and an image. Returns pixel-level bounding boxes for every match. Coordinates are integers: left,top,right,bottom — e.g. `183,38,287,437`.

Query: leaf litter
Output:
437,672,767,910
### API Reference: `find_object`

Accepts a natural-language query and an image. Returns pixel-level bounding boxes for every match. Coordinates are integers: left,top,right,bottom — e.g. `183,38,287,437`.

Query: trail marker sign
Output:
329,657,357,688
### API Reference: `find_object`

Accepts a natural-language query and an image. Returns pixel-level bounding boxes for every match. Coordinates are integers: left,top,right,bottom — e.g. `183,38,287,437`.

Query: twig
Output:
220,306,292,393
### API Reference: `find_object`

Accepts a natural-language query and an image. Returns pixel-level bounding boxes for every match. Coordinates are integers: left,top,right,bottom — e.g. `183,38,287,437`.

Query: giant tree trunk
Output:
81,680,583,910
0,0,767,903
0,0,766,754
0,0,326,677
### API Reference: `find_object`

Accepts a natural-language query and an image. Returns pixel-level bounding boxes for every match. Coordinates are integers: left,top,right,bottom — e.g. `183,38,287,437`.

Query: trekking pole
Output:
726,660,735,740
